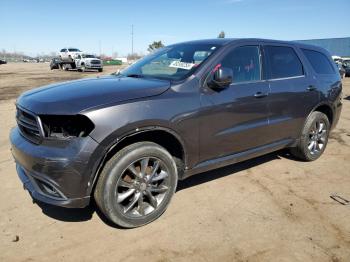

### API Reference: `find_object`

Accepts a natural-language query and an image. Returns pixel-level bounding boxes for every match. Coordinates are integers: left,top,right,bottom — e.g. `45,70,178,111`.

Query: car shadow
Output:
177,149,290,191
344,95,350,101
35,149,293,227
37,202,95,222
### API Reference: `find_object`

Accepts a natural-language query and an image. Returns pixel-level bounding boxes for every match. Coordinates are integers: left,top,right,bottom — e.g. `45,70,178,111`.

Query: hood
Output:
84,58,101,62
17,76,170,115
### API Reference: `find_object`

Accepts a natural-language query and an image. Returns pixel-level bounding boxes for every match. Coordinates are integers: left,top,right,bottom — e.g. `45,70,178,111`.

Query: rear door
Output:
199,45,271,162
263,45,320,142
300,48,341,98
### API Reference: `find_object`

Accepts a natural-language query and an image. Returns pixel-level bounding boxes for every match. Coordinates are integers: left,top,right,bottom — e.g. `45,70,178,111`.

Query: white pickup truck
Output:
59,48,83,62
75,54,103,72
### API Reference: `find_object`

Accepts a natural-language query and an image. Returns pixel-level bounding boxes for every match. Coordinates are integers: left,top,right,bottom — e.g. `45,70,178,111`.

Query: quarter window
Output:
301,49,335,74
220,46,261,83
265,46,304,79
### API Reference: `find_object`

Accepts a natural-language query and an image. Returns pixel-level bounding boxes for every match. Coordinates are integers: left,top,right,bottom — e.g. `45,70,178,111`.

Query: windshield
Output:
69,48,81,52
121,43,221,81
83,54,95,58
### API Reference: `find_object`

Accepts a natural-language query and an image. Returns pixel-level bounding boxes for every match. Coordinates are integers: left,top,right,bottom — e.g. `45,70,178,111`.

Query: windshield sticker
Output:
169,61,195,70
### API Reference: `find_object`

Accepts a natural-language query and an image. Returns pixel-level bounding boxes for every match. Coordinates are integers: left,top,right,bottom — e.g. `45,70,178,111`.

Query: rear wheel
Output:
290,111,330,161
98,68,103,72
94,142,178,228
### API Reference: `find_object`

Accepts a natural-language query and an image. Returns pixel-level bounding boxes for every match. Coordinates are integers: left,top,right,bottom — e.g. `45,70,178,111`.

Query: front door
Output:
199,45,270,163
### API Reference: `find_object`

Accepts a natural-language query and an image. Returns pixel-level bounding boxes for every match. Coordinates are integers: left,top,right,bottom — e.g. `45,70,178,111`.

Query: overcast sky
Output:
1,0,349,57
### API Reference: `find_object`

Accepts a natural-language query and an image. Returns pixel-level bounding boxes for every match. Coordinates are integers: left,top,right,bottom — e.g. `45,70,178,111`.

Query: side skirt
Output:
182,138,294,179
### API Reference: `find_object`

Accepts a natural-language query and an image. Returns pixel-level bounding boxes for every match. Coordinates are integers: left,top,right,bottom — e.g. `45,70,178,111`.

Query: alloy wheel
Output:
115,157,170,218
308,120,327,155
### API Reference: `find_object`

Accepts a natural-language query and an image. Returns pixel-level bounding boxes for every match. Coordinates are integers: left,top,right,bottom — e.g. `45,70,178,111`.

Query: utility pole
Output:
99,40,101,57
131,24,134,56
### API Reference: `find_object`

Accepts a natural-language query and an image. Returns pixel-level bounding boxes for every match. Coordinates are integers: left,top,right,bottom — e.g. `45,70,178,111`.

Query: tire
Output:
81,64,85,72
62,64,68,71
290,111,330,161
94,142,178,228
98,68,103,72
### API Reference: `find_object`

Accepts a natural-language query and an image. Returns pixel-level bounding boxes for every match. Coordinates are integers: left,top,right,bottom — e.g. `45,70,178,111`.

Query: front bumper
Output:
86,64,103,69
10,127,100,208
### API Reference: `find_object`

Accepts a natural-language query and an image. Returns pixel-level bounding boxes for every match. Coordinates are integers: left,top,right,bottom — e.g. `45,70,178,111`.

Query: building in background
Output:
115,57,128,63
296,37,350,57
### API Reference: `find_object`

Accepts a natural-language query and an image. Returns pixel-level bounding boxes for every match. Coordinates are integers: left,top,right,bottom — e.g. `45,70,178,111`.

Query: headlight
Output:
40,115,94,139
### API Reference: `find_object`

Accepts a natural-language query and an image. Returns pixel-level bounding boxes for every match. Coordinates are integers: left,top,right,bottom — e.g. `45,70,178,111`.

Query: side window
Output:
60,49,66,52
301,49,335,74
221,46,261,83
265,46,304,79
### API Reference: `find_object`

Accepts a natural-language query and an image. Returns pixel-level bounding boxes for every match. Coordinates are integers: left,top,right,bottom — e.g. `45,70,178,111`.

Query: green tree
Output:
147,41,165,52
218,31,225,38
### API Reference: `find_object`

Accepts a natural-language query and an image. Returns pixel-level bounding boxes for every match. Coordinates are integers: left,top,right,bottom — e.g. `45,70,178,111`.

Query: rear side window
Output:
301,49,335,74
265,46,304,79
60,49,66,52
220,46,261,83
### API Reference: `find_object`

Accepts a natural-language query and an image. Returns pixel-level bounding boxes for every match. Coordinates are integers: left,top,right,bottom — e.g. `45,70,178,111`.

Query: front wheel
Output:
62,64,68,71
94,142,178,228
290,111,330,161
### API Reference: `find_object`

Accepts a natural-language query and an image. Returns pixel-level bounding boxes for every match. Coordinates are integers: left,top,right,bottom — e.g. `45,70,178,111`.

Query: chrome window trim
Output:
267,75,306,82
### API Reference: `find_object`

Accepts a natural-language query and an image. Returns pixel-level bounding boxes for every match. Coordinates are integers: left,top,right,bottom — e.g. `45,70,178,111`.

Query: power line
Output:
131,24,134,55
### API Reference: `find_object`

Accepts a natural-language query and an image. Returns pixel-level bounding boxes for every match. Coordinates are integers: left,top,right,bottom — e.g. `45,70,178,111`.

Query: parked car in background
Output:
332,55,343,64
10,39,342,228
0,59,7,64
343,60,350,77
336,62,346,78
59,48,83,62
49,57,61,70
75,54,103,72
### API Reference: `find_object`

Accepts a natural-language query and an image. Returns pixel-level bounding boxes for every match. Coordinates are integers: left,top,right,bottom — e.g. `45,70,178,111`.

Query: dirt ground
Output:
0,63,350,262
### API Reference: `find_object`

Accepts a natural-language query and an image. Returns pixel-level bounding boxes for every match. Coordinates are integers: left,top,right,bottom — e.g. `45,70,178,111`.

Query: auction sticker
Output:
169,61,195,70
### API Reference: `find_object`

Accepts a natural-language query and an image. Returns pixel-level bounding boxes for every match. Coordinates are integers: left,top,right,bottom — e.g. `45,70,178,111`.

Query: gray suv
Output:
10,39,342,228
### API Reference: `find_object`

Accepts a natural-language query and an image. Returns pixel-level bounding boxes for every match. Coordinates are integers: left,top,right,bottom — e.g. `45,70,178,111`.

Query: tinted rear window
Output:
265,46,304,79
301,49,335,74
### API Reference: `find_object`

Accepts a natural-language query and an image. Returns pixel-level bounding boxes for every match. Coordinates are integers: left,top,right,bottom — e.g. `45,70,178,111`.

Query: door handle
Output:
307,85,317,91
254,92,268,98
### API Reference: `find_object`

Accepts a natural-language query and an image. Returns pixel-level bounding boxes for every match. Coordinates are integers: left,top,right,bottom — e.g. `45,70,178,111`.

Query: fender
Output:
87,125,188,195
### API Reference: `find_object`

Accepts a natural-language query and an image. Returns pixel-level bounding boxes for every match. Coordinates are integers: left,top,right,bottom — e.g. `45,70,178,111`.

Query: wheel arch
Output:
312,102,334,126
89,126,187,195
295,102,334,140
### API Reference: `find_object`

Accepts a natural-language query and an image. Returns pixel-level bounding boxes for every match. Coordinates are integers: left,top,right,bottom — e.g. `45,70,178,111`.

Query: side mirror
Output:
208,66,233,89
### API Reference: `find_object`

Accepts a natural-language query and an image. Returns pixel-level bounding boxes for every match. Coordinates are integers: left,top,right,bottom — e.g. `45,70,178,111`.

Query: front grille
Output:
91,60,101,64
16,107,42,143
